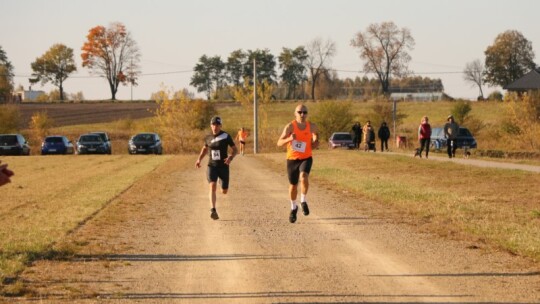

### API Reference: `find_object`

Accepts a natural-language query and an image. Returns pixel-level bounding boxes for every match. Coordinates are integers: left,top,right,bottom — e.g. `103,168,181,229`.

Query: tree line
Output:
0,21,537,102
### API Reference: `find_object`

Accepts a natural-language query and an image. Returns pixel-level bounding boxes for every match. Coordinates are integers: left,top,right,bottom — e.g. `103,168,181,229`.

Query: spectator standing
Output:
418,116,432,158
363,121,376,152
351,122,362,149
378,121,391,152
444,115,459,158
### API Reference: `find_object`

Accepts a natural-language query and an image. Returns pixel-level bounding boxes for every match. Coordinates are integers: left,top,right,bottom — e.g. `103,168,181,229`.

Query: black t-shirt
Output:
204,131,235,167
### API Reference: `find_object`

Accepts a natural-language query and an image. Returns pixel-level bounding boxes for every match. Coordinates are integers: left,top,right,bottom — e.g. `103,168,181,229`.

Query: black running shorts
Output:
286,157,313,185
207,165,230,189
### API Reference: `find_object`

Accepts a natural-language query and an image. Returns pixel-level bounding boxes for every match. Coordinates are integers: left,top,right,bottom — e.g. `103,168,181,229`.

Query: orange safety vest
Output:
286,120,313,160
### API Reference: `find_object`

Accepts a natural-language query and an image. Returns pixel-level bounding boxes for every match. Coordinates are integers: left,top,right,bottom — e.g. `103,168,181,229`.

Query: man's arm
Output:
225,145,238,165
277,123,294,147
310,122,320,149
195,146,208,168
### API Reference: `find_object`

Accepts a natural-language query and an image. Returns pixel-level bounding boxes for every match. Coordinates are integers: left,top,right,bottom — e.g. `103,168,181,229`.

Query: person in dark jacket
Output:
444,115,459,158
418,116,432,158
378,121,391,152
351,122,362,149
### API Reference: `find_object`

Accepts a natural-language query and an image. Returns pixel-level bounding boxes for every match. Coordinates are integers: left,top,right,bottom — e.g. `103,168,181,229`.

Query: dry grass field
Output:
2,99,539,295
0,155,171,291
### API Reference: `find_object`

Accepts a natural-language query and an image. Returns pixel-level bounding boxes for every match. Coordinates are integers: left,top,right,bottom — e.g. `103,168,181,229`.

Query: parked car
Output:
76,134,109,154
41,136,74,155
90,131,112,154
328,132,355,149
430,127,477,150
0,134,31,156
128,133,163,155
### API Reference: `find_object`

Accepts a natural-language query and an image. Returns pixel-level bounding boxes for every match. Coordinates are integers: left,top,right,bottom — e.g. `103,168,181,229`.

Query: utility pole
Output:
253,59,258,154
393,98,397,147
130,58,133,101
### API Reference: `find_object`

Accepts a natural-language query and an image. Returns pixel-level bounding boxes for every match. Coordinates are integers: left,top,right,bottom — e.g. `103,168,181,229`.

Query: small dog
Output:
463,148,471,159
414,148,421,157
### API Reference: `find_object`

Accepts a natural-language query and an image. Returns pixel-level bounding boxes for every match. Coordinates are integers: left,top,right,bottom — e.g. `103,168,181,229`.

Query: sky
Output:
1,0,539,101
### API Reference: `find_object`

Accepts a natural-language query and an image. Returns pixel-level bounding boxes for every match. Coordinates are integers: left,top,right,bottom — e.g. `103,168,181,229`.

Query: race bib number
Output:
292,140,307,153
211,150,221,160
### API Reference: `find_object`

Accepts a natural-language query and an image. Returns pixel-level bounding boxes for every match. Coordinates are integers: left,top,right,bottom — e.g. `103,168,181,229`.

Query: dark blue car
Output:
430,127,477,150
41,136,74,155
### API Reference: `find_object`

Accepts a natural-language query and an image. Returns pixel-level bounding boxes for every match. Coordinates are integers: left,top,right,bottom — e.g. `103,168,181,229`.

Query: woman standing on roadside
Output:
418,116,431,158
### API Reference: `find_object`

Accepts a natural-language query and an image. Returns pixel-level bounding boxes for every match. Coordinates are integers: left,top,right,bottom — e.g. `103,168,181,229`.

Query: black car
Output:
90,131,112,154
128,133,163,155
76,134,109,154
0,134,31,156
430,127,477,150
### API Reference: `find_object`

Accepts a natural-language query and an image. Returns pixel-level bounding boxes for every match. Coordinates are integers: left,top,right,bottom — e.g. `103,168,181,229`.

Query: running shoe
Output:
301,202,310,216
289,207,298,223
210,208,219,220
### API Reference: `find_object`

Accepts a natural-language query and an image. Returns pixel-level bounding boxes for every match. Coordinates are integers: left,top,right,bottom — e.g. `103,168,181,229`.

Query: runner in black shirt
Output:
195,116,238,220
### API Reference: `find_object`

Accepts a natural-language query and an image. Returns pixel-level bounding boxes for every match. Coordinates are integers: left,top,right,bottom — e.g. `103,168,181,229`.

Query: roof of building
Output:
504,69,540,91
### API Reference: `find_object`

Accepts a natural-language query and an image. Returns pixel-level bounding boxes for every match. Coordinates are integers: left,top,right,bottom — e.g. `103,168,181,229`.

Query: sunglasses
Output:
296,111,308,115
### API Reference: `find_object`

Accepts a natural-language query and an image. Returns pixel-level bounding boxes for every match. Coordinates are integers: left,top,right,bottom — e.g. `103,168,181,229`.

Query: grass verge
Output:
260,150,540,262
0,155,171,295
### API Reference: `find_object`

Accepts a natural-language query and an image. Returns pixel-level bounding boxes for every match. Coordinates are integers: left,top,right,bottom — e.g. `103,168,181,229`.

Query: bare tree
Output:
350,21,415,95
305,38,336,100
463,59,485,100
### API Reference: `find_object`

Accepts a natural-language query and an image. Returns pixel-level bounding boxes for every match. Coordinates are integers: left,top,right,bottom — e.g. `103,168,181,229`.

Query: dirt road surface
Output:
13,154,540,303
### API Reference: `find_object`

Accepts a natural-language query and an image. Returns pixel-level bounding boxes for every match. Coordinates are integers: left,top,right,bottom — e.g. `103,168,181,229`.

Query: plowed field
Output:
15,102,158,127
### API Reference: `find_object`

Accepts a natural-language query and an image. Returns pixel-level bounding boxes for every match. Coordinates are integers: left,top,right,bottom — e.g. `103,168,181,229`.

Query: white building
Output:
13,89,45,102
390,92,444,101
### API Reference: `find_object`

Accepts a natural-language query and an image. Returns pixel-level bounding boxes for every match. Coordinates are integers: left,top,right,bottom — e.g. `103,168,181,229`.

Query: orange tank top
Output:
238,130,247,141
286,120,313,160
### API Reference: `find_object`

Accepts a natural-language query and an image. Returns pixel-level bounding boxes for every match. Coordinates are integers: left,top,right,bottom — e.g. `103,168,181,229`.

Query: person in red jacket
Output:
418,116,432,158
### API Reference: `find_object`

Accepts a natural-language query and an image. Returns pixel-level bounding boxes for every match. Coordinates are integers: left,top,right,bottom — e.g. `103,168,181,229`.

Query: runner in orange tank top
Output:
277,104,319,223
235,127,249,156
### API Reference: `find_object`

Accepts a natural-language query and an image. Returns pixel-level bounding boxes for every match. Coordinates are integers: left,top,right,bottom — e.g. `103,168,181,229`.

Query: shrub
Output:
451,100,472,124
29,112,54,152
501,92,540,150
311,101,354,141
488,90,503,102
0,105,20,133
151,87,216,153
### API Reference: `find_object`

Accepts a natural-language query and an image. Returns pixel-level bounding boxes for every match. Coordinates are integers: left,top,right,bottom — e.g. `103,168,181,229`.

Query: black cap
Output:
210,116,222,125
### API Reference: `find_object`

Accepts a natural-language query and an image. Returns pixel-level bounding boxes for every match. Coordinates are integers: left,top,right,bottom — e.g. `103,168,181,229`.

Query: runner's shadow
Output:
368,271,540,277
24,291,474,302
311,217,374,225
72,254,301,262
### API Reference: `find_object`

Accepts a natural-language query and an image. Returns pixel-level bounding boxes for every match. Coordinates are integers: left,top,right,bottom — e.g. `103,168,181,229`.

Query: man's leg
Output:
289,183,298,201
209,182,217,209
300,172,309,198
209,182,219,220
300,172,310,216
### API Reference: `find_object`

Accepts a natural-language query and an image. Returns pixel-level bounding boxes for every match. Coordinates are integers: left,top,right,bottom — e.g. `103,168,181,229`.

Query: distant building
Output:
13,88,45,102
504,69,540,93
390,92,444,101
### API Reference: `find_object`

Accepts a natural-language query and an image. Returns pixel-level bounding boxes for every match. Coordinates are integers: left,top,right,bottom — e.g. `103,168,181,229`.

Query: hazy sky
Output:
1,0,539,100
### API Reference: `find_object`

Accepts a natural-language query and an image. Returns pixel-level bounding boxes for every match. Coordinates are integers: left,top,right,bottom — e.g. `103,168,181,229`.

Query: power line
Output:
9,69,194,79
